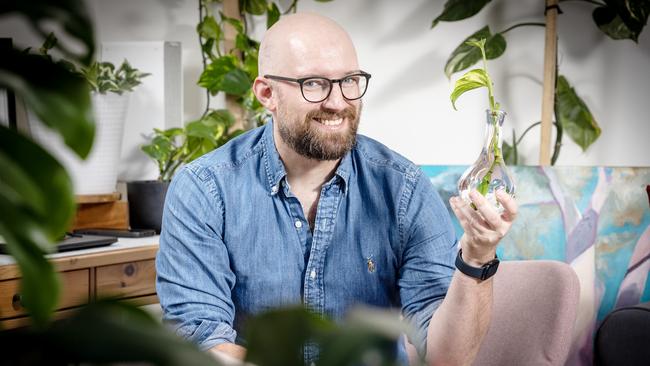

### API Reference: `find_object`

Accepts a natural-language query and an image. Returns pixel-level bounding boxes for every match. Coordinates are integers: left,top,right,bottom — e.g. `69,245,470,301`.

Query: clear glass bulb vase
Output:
457,110,516,213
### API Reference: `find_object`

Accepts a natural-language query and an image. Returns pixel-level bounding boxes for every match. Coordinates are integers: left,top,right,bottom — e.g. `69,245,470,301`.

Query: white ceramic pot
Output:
30,92,129,195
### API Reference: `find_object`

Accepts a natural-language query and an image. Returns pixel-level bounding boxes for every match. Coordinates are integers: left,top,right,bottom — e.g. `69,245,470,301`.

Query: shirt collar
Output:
261,118,352,195
262,120,287,195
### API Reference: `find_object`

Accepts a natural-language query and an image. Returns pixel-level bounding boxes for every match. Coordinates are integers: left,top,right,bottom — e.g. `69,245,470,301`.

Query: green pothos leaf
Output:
450,69,491,110
267,2,280,29
555,75,601,152
444,26,506,78
432,0,492,28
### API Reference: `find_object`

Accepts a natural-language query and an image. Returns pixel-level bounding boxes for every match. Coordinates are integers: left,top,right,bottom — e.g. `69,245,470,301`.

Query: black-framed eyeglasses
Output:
264,72,371,103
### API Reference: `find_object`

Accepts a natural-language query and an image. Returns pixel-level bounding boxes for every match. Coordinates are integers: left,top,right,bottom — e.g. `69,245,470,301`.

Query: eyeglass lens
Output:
302,74,368,102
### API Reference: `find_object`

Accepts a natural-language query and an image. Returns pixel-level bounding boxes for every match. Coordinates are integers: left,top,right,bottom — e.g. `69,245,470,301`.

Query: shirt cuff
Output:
175,320,238,351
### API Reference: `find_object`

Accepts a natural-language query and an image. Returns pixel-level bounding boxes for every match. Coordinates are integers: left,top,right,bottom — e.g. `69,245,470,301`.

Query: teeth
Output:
317,118,343,126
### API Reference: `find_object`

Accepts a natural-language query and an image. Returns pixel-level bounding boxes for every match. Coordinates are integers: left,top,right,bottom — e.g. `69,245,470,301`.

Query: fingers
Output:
496,190,518,222
450,196,489,236
469,191,501,229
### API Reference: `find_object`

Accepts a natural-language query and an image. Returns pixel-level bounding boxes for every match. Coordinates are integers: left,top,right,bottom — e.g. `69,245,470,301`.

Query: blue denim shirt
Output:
156,120,456,361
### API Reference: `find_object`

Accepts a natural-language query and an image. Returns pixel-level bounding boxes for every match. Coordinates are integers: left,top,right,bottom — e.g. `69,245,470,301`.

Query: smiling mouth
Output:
313,117,344,127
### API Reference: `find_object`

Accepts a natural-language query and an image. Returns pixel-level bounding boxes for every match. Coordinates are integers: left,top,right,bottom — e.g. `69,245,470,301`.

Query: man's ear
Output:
253,77,276,112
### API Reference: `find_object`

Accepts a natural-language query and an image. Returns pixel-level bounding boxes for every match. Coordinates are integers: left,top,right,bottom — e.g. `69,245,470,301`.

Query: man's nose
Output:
321,83,348,111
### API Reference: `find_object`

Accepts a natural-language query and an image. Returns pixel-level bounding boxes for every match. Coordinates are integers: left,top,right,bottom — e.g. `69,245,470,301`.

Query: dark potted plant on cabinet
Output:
131,109,242,233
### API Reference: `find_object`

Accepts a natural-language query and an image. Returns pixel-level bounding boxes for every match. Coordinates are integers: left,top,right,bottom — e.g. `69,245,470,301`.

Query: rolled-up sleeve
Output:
398,170,457,358
156,165,237,351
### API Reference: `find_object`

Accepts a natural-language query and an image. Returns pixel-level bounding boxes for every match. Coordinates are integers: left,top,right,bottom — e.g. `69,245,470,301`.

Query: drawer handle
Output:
12,293,23,311
124,263,136,276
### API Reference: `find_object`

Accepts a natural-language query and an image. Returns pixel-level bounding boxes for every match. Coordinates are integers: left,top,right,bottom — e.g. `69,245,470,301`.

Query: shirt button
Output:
271,185,278,194
310,270,316,279
294,220,302,229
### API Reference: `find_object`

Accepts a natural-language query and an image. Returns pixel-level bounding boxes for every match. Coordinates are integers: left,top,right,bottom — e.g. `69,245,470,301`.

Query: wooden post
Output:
222,0,248,131
539,0,559,165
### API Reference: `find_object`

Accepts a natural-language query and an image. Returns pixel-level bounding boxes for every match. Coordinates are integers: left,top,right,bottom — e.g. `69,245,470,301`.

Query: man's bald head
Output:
258,13,359,77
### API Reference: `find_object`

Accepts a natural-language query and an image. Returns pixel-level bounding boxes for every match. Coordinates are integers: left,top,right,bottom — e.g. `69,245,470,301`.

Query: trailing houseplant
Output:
432,0,648,165
451,38,516,212
0,1,225,364
2,1,415,365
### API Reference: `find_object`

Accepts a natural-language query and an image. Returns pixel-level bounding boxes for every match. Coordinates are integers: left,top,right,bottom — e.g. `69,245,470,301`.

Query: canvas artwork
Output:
422,165,650,365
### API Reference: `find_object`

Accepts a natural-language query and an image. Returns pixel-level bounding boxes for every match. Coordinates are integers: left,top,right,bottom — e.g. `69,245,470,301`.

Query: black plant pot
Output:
127,180,170,234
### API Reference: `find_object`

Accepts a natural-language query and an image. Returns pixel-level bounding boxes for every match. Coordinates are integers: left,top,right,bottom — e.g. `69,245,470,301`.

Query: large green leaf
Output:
593,5,637,40
595,0,650,42
318,308,417,366
241,0,267,15
0,49,95,158
444,26,506,78
198,55,252,96
198,15,221,41
450,69,491,110
0,127,78,326
245,307,328,366
245,306,410,366
555,75,601,152
221,68,252,96
267,2,280,29
0,301,221,365
0,0,95,65
431,0,491,28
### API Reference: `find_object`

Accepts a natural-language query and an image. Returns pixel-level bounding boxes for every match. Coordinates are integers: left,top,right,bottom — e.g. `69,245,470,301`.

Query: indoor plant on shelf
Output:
450,38,516,213
29,34,150,196
130,109,243,233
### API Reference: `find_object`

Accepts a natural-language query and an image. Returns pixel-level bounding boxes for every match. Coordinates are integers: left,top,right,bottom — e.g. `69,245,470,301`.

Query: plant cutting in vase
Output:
451,38,515,212
432,0,649,165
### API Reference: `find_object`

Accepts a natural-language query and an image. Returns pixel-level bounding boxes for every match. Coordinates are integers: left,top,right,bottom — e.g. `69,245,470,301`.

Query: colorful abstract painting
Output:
421,165,650,366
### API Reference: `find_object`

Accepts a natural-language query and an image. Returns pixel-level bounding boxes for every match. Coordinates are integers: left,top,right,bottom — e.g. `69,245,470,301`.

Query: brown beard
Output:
277,104,361,161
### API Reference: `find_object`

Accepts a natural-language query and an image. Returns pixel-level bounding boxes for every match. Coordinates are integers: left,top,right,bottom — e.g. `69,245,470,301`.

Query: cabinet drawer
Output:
0,269,90,319
96,259,156,299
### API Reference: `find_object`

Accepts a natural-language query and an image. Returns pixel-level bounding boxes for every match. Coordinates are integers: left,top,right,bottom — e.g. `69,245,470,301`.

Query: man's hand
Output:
209,343,247,364
450,189,518,265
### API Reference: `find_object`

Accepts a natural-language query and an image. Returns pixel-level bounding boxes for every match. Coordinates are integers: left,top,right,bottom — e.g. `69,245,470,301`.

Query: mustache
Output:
306,107,357,121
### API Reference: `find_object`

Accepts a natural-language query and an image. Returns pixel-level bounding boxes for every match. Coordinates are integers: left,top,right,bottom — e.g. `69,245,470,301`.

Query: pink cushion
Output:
472,260,580,366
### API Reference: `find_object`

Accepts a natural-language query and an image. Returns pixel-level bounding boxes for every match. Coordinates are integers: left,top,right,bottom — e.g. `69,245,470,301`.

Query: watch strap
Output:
455,249,500,280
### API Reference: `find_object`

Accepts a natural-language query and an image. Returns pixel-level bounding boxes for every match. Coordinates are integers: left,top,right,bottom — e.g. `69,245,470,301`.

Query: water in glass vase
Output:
458,110,516,213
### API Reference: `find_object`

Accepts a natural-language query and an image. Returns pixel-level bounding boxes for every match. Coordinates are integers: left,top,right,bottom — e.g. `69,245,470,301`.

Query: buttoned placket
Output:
302,177,343,364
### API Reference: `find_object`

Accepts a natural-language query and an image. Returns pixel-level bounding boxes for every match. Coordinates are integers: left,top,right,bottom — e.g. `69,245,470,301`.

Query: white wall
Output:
2,0,649,167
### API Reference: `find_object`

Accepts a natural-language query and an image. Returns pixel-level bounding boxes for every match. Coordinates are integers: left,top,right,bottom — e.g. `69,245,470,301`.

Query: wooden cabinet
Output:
0,240,158,330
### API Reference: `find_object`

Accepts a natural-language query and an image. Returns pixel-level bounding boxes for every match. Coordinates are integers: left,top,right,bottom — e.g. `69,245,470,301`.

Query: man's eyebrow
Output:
297,70,365,78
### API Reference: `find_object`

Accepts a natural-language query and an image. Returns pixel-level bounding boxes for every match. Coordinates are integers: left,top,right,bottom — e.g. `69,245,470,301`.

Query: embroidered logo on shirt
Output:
366,257,376,273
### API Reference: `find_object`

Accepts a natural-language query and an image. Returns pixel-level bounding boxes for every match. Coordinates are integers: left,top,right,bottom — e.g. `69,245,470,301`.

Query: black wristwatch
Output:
455,249,500,280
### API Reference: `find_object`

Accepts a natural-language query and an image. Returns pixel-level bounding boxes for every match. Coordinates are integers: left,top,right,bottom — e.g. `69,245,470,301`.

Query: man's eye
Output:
342,76,358,86
304,79,326,88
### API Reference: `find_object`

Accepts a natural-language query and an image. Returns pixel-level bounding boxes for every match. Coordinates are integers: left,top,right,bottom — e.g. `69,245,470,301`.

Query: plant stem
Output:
198,0,210,117
512,121,562,165
499,22,546,35
478,45,496,112
516,121,542,145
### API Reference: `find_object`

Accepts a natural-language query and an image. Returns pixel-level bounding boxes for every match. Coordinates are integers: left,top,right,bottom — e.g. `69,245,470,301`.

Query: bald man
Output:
156,13,517,365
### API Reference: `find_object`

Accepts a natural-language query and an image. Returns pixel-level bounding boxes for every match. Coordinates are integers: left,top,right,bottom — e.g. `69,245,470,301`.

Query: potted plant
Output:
29,33,150,195
450,38,516,212
129,109,243,233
